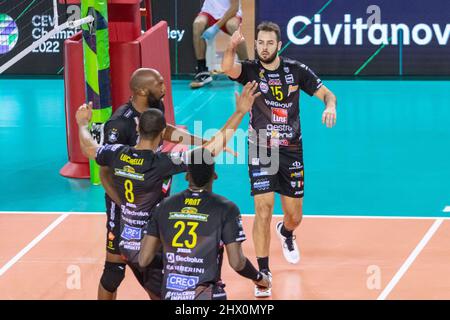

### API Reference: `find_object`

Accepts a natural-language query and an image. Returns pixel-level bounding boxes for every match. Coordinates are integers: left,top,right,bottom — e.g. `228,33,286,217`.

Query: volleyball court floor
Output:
0,78,449,299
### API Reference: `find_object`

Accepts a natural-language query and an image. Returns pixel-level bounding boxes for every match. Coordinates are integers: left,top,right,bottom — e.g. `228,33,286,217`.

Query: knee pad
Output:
100,262,126,293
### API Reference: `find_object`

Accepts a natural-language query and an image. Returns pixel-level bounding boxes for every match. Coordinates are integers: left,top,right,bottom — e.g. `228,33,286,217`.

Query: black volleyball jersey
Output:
103,100,165,146
231,57,323,148
96,144,187,259
146,189,246,300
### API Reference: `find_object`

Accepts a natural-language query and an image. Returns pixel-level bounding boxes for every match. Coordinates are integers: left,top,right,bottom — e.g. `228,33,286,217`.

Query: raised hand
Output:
76,101,93,126
230,25,245,49
235,81,261,114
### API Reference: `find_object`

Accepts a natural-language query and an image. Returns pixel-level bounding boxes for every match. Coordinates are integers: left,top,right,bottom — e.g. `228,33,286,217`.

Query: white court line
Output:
0,211,103,216
443,206,450,213
377,218,443,300
0,213,69,277
1,211,450,220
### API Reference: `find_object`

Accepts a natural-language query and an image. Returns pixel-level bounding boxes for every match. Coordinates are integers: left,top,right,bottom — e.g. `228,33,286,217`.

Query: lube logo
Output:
287,11,450,46
0,14,19,54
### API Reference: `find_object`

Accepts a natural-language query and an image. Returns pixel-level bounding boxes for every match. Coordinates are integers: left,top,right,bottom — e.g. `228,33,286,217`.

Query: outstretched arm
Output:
203,81,260,156
314,85,337,128
163,123,238,157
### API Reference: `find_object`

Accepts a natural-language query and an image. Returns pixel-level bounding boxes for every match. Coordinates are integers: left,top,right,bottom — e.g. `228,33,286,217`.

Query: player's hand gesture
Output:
76,101,93,126
254,272,271,289
230,25,245,49
322,106,336,128
235,81,261,115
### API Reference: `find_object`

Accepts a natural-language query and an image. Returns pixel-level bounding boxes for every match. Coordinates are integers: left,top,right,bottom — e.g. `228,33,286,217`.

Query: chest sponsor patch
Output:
259,81,269,93
285,74,294,84
271,108,288,124
288,85,299,97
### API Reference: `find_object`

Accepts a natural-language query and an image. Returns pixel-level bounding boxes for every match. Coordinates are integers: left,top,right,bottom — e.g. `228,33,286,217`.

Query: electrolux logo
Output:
0,14,19,54
287,14,450,46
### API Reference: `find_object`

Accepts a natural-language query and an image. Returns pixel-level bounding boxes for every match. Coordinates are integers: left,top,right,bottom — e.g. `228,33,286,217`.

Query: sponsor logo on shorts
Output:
253,179,270,191
259,81,269,94
285,74,294,84
166,273,200,291
290,171,303,178
290,181,303,188
289,161,303,170
251,158,260,166
272,108,288,124
252,170,269,177
284,67,290,73
121,225,142,241
295,191,304,196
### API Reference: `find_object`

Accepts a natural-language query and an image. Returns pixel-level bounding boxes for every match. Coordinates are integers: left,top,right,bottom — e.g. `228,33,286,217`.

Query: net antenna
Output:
0,0,93,74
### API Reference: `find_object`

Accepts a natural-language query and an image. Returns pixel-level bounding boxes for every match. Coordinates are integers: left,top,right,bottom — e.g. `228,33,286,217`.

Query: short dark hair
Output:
188,148,215,188
138,109,166,140
256,21,281,42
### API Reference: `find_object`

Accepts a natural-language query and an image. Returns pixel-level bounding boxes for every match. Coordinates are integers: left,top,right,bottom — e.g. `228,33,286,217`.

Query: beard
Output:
147,93,164,108
256,49,278,64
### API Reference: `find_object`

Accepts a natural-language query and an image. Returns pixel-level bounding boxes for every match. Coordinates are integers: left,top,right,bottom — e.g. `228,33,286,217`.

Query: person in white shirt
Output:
191,0,248,89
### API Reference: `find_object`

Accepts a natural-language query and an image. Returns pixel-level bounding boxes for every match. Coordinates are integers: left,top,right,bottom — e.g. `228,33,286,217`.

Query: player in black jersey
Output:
98,68,214,300
139,148,271,300
222,22,338,297
76,81,261,299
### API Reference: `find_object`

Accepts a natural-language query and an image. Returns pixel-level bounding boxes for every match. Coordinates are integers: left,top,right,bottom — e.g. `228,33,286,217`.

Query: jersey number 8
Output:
124,179,135,203
172,221,199,249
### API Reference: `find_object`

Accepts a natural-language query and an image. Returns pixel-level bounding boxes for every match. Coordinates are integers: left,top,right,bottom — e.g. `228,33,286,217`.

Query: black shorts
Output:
126,252,164,298
194,283,227,300
248,144,304,198
105,194,121,254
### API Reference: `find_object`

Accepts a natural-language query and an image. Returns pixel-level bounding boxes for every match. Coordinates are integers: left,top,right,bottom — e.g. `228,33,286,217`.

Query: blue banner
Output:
256,0,450,76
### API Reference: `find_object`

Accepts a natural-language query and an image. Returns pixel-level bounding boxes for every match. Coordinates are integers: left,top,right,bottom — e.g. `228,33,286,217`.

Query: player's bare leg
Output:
193,15,208,61
191,15,212,88
253,192,275,297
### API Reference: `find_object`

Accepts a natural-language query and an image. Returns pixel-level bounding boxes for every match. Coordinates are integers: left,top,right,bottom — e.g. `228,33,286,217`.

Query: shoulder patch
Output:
107,128,119,143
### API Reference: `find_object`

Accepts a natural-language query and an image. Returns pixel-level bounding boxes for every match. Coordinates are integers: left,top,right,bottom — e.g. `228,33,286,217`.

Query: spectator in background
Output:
190,0,248,89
